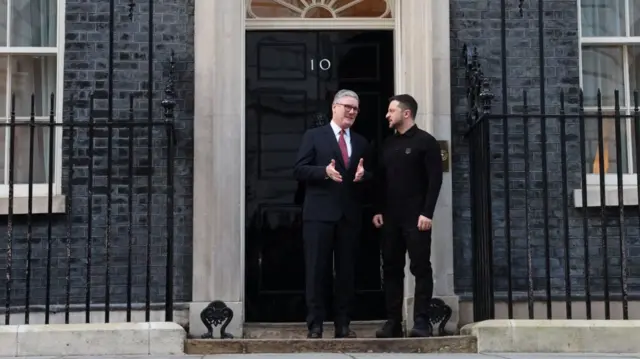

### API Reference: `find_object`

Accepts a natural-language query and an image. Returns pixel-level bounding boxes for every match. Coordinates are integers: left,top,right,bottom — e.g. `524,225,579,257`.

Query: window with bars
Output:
0,0,63,197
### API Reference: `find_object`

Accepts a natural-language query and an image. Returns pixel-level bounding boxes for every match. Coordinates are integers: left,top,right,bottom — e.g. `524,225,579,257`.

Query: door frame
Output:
192,0,460,337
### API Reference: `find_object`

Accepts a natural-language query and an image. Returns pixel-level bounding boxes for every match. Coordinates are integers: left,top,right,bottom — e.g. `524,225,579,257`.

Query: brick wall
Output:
0,0,195,312
451,0,640,301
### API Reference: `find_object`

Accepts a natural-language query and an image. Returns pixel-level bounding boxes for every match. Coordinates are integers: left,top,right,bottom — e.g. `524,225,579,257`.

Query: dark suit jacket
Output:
293,124,372,222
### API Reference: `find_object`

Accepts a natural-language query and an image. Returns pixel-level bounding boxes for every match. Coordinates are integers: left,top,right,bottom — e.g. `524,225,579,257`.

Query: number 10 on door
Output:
310,58,331,71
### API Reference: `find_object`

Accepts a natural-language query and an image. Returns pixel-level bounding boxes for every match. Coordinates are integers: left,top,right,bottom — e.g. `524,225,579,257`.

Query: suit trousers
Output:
303,217,360,330
381,219,433,321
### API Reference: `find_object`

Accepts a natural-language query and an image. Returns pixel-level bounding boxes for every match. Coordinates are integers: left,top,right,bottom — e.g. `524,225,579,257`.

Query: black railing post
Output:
464,47,481,322
86,93,95,323
499,0,513,318
559,90,572,319
622,90,640,320
45,93,56,324
65,95,75,324
635,90,640,321
104,0,117,325
126,94,135,323
25,94,36,325
464,46,495,322
161,50,177,322
145,0,155,322
479,77,495,321
613,90,629,319
578,90,592,319
5,94,15,325
595,90,611,319
522,90,534,319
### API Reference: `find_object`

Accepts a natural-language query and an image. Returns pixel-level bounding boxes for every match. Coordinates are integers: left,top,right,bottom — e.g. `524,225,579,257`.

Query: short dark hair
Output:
389,94,418,118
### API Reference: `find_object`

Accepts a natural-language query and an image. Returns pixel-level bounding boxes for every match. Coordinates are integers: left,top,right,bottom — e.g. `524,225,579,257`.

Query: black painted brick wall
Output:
451,0,640,301
0,0,194,312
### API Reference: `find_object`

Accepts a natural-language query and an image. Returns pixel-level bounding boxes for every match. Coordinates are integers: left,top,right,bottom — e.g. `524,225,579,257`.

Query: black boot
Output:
409,316,433,338
375,320,403,338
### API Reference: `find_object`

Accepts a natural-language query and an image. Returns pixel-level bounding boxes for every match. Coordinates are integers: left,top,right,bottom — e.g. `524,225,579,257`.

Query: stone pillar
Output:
190,0,245,338
429,0,458,332
396,0,458,333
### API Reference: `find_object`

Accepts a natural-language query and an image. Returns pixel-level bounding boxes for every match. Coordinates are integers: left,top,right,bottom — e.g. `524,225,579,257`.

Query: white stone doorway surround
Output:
190,0,457,337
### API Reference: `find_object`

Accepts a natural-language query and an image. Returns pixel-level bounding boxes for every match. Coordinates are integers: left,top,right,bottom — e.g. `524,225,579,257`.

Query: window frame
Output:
578,0,640,187
0,0,65,199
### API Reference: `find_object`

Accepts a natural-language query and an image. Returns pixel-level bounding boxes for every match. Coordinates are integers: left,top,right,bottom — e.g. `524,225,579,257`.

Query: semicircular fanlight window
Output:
247,0,393,19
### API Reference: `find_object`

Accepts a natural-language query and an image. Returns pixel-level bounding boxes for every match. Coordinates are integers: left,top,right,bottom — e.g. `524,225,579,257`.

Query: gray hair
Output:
332,89,359,104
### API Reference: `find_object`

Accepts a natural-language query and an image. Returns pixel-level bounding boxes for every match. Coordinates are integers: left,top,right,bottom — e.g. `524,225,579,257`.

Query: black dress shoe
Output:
408,316,433,338
334,326,357,338
375,320,404,338
307,327,323,339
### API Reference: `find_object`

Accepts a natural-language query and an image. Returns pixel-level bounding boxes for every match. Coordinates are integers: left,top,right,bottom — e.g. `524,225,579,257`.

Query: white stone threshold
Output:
0,322,185,356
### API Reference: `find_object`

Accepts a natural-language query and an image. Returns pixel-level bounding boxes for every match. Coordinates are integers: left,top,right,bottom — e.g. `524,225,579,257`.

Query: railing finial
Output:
463,45,493,128
128,0,136,21
161,50,177,122
519,0,524,17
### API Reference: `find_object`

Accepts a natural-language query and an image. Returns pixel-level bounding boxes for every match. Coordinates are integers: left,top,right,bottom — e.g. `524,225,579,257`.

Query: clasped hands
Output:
325,158,365,183
372,214,432,232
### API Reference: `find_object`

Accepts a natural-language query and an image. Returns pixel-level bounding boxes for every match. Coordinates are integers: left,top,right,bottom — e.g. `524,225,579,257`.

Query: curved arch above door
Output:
245,0,396,30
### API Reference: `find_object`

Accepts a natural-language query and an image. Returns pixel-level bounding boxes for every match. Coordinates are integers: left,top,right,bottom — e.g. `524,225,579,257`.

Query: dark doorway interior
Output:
245,30,394,322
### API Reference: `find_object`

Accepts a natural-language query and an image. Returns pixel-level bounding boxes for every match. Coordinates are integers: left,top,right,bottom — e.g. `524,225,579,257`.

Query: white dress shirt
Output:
330,121,352,157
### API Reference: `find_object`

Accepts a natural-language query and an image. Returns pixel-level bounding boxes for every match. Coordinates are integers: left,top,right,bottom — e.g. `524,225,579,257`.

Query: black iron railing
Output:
0,83,176,324
466,47,640,322
0,0,184,325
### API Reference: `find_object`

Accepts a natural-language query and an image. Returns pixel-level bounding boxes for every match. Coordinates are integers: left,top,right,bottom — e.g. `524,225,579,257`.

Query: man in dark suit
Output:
293,89,371,339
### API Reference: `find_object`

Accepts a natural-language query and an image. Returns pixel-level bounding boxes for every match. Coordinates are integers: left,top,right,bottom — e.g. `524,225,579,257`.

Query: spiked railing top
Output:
128,0,136,21
519,0,524,17
463,45,494,124
161,50,177,120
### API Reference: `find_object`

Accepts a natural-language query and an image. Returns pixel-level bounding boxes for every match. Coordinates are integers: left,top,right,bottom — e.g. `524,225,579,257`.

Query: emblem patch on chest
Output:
405,148,412,154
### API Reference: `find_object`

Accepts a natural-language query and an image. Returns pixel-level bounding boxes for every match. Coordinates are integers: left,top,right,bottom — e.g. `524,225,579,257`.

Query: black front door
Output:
245,30,394,322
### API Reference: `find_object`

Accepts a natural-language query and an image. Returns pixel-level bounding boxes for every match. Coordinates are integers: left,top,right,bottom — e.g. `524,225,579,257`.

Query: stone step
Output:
185,336,478,354
243,321,386,339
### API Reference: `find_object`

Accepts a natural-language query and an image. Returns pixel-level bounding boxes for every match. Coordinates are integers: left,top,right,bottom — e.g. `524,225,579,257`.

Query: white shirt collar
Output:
330,121,350,136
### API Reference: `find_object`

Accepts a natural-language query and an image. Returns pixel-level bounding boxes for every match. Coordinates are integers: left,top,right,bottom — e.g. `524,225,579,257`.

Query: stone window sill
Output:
573,187,639,208
0,195,66,215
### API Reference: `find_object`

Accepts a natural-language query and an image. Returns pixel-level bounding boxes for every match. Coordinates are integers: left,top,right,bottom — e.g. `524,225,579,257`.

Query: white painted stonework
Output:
462,319,640,353
192,0,246,338
0,322,185,356
192,0,455,337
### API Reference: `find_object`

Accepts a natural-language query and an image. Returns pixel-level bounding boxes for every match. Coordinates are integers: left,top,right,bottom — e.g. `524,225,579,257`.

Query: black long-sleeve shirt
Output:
374,124,443,222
